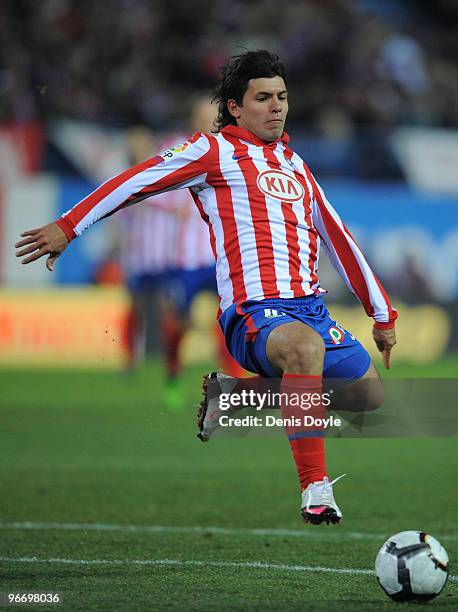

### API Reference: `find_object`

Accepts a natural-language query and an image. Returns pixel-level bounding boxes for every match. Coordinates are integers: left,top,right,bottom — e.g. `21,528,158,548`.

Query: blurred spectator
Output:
1,0,456,132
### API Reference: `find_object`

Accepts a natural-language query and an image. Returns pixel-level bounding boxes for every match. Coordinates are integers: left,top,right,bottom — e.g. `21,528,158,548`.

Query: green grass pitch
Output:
1,358,457,610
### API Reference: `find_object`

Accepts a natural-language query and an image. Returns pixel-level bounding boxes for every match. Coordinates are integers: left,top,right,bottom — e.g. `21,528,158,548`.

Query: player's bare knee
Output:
267,322,325,375
280,336,325,374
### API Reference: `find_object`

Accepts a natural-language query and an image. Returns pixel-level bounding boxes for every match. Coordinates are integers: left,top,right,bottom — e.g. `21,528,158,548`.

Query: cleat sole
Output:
196,373,213,442
301,507,341,525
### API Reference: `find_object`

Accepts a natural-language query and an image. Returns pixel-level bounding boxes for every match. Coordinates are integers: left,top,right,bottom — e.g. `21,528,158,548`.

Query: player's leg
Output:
187,265,245,376
199,320,324,440
197,299,342,524
123,273,164,373
160,294,187,410
158,270,191,410
160,295,187,377
123,289,146,372
265,320,324,375
215,324,247,377
266,321,342,525
329,360,384,413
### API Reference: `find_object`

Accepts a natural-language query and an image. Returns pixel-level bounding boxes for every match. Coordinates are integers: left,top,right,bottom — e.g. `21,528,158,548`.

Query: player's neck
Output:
221,125,289,147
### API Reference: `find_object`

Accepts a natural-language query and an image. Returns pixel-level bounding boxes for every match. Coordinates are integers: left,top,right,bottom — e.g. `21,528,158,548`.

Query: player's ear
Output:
227,99,241,120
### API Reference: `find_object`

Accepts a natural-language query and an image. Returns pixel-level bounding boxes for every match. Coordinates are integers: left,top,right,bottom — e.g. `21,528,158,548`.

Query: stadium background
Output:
1,1,457,610
1,0,457,368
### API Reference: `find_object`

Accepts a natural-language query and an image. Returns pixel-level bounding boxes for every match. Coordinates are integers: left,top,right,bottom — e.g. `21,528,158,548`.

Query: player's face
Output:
228,76,288,142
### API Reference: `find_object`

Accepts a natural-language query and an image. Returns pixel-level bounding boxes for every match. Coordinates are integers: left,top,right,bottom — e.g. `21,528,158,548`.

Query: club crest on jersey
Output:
160,141,189,160
329,325,345,345
256,170,304,202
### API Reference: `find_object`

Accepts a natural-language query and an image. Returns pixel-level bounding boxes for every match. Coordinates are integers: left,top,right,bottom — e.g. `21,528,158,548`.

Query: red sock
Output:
161,312,184,378
123,304,142,369
281,374,328,491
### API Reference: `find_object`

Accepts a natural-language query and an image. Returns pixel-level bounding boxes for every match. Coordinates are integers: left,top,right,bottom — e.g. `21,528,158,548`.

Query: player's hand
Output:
15,222,69,271
372,327,397,370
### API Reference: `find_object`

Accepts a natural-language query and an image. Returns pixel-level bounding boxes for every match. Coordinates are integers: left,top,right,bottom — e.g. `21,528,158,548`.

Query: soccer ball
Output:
375,531,449,602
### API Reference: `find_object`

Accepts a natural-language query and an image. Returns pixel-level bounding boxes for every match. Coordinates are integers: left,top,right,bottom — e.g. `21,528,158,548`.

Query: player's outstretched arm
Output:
372,327,397,369
14,133,213,272
15,222,69,271
305,167,398,369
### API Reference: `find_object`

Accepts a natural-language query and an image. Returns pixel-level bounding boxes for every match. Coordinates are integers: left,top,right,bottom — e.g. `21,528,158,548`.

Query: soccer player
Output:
117,127,178,374
118,99,242,406
15,50,396,525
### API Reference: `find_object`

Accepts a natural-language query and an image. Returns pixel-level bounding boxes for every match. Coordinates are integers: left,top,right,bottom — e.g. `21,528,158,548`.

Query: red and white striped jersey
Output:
172,194,215,270
118,188,215,276
57,125,396,326
117,197,176,277
117,133,214,277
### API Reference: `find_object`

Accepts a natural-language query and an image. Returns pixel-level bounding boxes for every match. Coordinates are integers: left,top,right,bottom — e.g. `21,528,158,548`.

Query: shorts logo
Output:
160,142,189,159
329,325,345,345
264,308,285,319
256,170,305,202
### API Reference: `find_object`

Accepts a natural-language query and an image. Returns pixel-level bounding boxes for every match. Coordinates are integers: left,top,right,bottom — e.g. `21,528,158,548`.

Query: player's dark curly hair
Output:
212,50,287,131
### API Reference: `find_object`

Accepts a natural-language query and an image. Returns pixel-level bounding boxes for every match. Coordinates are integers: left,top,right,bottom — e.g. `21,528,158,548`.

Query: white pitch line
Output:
0,556,374,576
0,556,456,583
1,521,457,542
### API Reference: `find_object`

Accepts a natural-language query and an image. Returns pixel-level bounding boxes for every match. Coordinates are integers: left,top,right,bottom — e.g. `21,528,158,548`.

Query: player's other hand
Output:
15,222,69,271
372,327,397,369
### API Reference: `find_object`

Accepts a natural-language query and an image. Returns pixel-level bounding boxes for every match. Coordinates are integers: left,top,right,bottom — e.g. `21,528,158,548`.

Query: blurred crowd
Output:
1,0,457,135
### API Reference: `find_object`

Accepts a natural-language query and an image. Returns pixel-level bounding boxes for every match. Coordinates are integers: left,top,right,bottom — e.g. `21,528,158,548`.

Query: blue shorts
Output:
219,295,371,382
127,272,167,295
163,266,217,313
